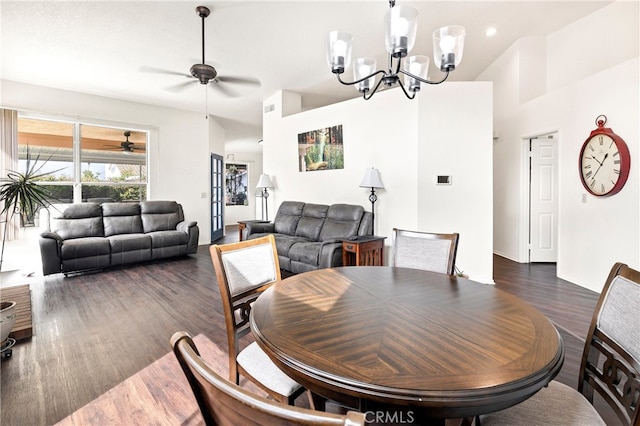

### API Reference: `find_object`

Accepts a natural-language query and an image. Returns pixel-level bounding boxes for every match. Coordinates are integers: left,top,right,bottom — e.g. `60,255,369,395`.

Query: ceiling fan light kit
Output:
327,0,466,100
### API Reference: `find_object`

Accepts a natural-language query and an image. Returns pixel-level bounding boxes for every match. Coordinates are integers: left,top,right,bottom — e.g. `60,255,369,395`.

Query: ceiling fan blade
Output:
166,79,198,92
216,75,260,86
209,81,240,98
140,66,191,79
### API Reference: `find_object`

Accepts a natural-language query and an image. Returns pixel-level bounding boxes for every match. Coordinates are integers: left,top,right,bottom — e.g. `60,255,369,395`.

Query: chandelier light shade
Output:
385,4,418,57
326,31,353,74
359,168,384,235
433,25,466,71
354,58,377,92
403,55,429,91
327,0,466,100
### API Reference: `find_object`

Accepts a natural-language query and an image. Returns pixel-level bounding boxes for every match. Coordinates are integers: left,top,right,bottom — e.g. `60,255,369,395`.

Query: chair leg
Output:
307,391,326,411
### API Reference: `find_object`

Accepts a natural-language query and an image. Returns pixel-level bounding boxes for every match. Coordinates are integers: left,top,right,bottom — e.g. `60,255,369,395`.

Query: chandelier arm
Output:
362,76,388,100
398,69,451,85
393,55,402,74
396,79,417,100
336,70,388,87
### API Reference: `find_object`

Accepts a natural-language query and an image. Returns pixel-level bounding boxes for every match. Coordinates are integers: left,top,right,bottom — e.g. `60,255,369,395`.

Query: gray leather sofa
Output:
245,201,372,274
39,200,199,276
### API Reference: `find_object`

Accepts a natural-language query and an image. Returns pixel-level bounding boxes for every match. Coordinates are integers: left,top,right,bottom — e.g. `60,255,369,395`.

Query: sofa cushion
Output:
50,203,105,240
295,203,329,241
148,230,189,248
108,233,152,252
273,201,304,235
108,234,152,265
141,201,182,232
318,204,364,241
60,236,110,260
288,242,321,266
148,230,190,259
273,234,309,258
102,202,143,236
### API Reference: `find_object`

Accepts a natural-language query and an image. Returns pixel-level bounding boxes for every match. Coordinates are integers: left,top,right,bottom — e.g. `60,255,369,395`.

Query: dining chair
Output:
391,228,460,275
171,331,365,426
209,234,306,405
479,262,640,426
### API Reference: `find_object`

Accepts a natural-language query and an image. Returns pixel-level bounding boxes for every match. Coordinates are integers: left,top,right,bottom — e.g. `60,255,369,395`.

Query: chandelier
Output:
326,0,466,100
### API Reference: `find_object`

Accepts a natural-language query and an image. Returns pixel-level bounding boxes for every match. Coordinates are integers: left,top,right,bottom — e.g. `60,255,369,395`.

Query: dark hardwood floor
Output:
0,229,619,425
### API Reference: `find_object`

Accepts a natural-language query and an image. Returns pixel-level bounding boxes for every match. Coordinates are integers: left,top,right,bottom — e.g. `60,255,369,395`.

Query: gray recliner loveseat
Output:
245,201,372,274
39,200,199,276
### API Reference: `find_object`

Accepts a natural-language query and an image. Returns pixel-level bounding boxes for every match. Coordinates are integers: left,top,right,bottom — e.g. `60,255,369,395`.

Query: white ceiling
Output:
1,1,611,152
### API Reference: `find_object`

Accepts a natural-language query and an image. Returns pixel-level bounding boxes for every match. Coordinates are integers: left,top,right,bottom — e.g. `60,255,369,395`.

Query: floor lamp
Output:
359,168,384,235
256,174,274,221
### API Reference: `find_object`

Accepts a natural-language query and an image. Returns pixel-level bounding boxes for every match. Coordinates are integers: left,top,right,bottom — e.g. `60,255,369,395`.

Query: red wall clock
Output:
578,115,631,196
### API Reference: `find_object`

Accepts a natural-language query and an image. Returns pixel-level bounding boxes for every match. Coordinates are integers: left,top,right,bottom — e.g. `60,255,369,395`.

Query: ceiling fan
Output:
104,131,145,153
141,5,259,97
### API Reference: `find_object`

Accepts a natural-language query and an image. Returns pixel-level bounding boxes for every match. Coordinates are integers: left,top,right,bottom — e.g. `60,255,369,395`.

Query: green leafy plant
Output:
0,147,61,269
454,265,469,279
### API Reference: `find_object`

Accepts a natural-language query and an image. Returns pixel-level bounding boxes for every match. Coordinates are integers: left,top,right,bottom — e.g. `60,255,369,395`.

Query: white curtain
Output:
1,108,19,241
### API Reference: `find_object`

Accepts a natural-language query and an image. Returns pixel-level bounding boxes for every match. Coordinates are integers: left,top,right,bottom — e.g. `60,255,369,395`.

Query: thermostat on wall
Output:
436,175,452,185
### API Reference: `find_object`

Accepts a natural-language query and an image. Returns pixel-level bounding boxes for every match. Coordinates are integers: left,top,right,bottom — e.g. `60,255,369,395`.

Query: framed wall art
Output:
297,124,343,172
225,163,248,206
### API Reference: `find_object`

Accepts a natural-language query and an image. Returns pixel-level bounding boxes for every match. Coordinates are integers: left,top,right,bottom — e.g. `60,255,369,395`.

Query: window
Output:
80,124,147,202
17,116,148,206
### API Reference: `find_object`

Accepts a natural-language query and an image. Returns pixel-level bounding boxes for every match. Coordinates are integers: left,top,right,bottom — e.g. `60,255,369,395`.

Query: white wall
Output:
417,83,494,282
1,80,221,245
482,2,640,292
262,83,493,283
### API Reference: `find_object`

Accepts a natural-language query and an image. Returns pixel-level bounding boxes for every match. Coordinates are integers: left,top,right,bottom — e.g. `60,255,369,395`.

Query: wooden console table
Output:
341,236,386,266
237,220,269,241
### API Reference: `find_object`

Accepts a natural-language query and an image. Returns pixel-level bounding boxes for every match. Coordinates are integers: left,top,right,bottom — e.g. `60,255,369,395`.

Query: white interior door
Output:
529,134,558,262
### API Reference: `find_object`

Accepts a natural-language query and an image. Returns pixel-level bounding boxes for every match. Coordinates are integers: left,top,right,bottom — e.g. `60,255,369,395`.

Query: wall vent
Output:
264,104,275,113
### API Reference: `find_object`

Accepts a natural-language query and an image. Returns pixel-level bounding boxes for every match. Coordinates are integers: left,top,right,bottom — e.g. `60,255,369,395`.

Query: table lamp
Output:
256,174,274,221
359,167,384,234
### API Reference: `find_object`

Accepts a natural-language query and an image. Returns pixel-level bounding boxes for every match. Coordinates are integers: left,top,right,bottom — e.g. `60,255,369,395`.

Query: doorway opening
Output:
527,132,558,263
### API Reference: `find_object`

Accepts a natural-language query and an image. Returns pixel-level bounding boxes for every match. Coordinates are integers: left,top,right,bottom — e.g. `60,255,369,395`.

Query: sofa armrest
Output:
318,240,343,268
246,222,274,237
40,231,63,242
177,221,199,254
39,232,63,275
177,221,197,232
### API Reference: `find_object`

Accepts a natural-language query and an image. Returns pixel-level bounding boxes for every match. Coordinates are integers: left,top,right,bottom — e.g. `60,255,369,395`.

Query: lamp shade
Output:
403,55,429,91
384,4,418,57
354,57,377,93
256,174,274,189
359,168,384,189
327,31,353,73
433,25,466,71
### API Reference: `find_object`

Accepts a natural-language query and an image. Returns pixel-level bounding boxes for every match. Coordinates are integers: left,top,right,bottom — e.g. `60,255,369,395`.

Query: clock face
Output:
579,133,626,196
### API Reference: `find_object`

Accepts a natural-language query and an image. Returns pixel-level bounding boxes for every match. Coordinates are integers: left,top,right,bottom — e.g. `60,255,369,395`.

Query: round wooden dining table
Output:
250,266,564,423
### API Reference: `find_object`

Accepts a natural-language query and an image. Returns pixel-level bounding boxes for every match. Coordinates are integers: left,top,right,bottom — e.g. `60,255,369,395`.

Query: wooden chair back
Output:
391,228,459,275
171,332,365,426
578,262,640,426
209,235,280,384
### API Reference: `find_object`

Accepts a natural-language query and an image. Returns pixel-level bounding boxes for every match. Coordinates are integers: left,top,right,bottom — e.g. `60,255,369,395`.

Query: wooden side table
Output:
341,236,386,266
237,220,269,241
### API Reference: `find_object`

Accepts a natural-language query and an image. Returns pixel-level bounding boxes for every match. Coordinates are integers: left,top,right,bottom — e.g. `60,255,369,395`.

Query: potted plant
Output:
0,146,60,271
